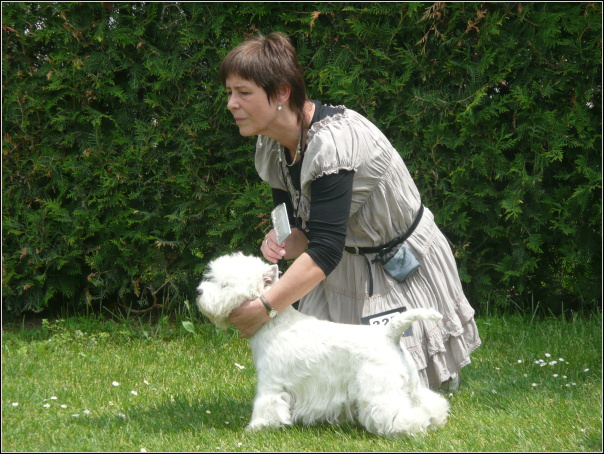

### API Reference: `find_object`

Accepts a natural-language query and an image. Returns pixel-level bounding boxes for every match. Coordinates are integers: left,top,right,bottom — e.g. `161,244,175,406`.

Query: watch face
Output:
269,309,278,318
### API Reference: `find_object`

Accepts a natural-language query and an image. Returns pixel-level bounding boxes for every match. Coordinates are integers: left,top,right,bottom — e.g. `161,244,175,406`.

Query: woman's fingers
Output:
261,230,285,263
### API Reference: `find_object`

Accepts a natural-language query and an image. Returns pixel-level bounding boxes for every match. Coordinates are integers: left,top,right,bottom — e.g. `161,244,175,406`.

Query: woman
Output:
220,32,481,391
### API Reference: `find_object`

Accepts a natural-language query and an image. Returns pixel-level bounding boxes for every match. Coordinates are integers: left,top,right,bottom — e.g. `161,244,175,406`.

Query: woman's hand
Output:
261,228,308,263
228,298,270,338
230,252,326,338
261,229,286,263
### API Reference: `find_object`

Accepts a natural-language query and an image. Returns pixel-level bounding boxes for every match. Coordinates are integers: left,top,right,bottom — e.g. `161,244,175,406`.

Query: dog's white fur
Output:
196,252,449,436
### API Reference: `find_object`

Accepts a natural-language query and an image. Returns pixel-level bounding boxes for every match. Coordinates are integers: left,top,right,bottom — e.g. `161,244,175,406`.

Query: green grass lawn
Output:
2,312,601,452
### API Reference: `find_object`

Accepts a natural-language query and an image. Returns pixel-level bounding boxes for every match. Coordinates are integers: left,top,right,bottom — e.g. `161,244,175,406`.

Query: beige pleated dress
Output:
255,106,481,390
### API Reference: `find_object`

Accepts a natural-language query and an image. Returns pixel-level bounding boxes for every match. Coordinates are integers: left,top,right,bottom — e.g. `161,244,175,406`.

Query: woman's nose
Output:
227,94,238,111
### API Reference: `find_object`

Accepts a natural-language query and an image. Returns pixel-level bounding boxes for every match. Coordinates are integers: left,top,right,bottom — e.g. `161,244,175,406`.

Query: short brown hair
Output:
219,33,308,124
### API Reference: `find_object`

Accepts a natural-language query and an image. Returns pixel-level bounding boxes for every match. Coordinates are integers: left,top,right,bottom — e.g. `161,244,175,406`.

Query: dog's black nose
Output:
197,288,203,296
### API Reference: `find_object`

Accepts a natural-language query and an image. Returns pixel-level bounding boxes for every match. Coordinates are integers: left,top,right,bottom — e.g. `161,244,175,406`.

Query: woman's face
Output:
225,74,281,137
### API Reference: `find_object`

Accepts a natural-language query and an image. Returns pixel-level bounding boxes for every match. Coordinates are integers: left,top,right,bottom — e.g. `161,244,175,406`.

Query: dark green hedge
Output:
2,2,601,316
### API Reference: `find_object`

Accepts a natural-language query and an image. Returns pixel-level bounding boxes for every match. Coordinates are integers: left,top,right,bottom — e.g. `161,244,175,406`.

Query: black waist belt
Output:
344,203,424,296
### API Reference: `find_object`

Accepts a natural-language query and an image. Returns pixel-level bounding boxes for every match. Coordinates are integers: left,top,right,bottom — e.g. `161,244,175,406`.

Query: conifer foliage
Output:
2,3,601,315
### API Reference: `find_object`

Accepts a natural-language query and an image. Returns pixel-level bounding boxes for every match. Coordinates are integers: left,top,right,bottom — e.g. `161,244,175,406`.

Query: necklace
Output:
281,123,305,167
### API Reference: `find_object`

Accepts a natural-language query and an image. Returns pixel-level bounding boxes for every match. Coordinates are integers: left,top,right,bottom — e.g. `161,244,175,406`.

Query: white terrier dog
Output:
196,252,449,436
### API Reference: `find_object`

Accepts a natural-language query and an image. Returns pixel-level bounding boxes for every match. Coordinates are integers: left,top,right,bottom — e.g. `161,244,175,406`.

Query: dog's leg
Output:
358,395,432,436
412,387,450,428
385,388,449,435
246,386,293,431
355,361,448,436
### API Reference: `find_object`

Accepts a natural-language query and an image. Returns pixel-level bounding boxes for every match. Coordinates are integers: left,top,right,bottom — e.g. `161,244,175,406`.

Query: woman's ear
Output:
277,84,291,107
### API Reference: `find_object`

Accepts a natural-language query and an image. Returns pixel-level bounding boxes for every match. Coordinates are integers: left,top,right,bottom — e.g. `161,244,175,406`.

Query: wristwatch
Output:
259,294,278,319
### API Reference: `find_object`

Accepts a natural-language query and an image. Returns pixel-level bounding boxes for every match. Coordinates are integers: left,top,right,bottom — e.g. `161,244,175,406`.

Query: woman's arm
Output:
228,252,325,338
230,170,354,337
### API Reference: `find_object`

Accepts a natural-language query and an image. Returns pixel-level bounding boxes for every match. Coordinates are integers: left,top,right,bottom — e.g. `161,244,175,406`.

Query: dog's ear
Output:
263,264,280,289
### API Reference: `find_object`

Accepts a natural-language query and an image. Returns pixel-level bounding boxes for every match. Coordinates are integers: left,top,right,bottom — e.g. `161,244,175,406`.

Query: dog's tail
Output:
385,308,442,343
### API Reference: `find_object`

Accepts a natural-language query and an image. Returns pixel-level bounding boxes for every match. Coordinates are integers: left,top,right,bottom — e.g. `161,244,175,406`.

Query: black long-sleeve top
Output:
272,101,353,276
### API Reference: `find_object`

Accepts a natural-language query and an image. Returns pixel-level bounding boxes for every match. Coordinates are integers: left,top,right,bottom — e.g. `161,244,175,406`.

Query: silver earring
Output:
278,105,282,111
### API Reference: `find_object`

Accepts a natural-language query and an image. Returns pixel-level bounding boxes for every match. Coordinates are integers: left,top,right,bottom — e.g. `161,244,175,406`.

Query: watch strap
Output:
258,294,277,317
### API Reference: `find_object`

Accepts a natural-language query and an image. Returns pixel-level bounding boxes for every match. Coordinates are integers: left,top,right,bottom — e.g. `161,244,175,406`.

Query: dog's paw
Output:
244,423,263,432
245,420,289,432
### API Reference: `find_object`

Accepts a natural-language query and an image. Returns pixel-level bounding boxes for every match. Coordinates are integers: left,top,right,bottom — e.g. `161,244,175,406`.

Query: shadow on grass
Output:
63,395,248,433
134,395,251,432
73,392,377,442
